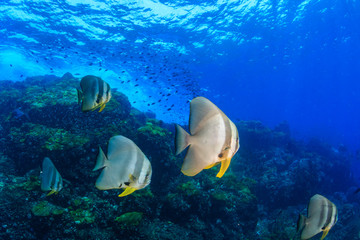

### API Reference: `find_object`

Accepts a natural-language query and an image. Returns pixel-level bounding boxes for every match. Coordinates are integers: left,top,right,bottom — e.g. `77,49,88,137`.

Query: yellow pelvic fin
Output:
118,187,136,197
320,227,331,240
216,158,231,178
46,190,57,196
98,104,106,112
204,162,220,169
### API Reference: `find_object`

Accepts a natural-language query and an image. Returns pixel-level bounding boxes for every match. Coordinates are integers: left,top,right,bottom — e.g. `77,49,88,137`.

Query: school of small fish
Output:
38,75,338,240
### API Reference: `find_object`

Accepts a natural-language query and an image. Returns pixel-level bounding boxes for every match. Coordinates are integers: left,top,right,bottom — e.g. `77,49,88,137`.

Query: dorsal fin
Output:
189,97,221,135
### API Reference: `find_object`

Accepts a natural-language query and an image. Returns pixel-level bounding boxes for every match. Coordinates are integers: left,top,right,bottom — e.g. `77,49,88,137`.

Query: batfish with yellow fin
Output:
93,135,152,197
77,75,111,112
175,97,239,178
297,194,338,240
40,157,63,196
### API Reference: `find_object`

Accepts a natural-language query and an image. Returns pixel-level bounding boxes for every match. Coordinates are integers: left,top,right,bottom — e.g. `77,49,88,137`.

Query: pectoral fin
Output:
320,227,330,240
216,158,231,178
99,104,106,112
118,187,136,197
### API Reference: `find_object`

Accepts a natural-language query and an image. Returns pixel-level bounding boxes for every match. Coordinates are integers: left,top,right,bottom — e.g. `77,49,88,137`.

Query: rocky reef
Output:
0,73,358,240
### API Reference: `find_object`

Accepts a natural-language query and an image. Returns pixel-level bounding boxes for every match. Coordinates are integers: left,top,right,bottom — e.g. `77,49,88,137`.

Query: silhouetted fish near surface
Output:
93,135,152,197
40,157,63,196
77,75,111,112
297,194,338,240
175,97,239,178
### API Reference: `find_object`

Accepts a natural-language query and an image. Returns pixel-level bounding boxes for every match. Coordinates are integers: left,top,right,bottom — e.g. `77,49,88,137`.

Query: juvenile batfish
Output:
297,194,338,240
40,157,63,196
93,135,152,197
77,75,111,112
175,97,239,178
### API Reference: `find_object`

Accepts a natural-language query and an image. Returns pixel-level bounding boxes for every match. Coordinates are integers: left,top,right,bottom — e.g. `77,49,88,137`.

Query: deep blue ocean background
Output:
1,1,360,239
2,0,359,149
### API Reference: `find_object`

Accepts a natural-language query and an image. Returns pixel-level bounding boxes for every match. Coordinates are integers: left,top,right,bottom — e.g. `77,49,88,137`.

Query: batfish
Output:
175,97,239,178
40,157,63,196
297,194,338,240
93,135,152,197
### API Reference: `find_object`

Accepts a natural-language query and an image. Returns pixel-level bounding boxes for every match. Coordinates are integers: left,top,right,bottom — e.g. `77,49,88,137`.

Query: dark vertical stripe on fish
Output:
323,199,333,228
334,205,338,223
50,167,57,188
90,77,99,102
133,149,145,181
97,78,104,103
105,83,111,102
219,112,232,157
318,198,327,228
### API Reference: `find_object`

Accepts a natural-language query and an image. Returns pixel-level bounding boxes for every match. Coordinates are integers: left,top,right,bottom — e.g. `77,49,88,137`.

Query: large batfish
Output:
175,97,239,178
93,135,152,197
297,194,338,240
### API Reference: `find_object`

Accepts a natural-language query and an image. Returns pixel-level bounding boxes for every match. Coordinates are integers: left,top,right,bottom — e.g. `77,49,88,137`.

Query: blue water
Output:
1,0,360,171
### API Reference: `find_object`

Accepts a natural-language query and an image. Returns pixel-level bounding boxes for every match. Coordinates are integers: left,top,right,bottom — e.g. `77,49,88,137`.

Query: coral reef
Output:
0,73,358,240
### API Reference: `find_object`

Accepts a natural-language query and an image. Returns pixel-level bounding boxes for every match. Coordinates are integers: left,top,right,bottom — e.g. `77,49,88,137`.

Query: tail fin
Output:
76,88,83,105
297,214,306,232
93,147,108,171
175,124,191,155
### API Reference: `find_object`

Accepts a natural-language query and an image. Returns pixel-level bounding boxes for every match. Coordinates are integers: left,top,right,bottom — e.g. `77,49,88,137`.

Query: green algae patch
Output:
137,120,169,137
23,80,77,109
177,181,200,197
69,209,96,224
44,128,89,151
211,190,228,201
115,212,143,226
10,123,89,151
31,201,65,217
71,196,93,209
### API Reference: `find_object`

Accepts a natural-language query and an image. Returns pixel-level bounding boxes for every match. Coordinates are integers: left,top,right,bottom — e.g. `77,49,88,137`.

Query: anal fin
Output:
321,227,330,240
118,187,136,197
46,190,57,196
99,104,106,112
216,158,231,178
